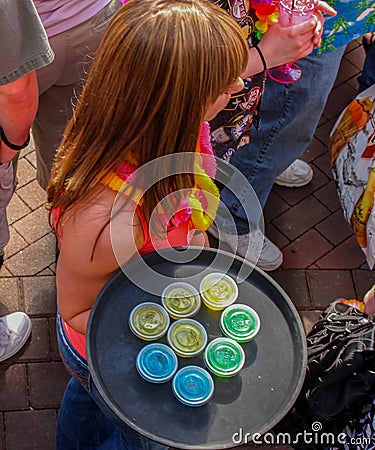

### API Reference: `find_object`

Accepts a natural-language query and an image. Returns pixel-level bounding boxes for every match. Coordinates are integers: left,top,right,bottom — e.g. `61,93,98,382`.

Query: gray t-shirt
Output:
0,0,54,85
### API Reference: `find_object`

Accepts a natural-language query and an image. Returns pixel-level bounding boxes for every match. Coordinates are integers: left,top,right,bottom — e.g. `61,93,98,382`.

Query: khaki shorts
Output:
33,0,121,189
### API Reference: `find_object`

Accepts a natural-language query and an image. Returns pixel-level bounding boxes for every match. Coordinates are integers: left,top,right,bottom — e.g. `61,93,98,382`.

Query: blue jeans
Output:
56,314,168,450
358,41,375,94
220,46,346,234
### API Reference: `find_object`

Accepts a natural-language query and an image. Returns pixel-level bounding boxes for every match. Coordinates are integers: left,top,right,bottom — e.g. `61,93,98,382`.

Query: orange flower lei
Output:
252,0,280,40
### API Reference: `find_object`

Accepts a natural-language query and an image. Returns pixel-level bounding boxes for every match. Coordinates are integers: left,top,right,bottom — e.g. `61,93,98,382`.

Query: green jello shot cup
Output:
220,304,260,342
199,273,238,311
129,302,170,341
204,337,245,377
161,282,201,319
167,318,208,357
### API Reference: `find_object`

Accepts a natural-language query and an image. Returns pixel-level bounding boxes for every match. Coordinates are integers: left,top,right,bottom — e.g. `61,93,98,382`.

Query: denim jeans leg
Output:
56,314,168,450
358,42,375,94
220,46,346,234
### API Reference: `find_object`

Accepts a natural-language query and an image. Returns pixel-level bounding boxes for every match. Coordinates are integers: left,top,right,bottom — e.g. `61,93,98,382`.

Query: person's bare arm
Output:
0,72,39,163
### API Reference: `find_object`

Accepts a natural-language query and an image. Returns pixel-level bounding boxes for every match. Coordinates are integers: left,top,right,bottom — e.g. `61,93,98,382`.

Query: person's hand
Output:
313,1,337,47
257,17,319,70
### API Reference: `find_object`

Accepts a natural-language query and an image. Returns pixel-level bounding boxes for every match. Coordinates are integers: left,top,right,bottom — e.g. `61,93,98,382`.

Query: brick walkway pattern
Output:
0,40,374,450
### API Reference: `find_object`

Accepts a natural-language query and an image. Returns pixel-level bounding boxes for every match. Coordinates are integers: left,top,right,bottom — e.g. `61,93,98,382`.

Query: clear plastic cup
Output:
129,302,170,341
204,337,245,377
161,282,201,319
167,318,208,357
220,304,260,342
199,273,238,311
172,365,214,407
136,343,178,383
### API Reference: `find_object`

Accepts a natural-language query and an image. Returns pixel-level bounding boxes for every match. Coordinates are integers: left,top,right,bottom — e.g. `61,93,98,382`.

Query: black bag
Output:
276,301,375,449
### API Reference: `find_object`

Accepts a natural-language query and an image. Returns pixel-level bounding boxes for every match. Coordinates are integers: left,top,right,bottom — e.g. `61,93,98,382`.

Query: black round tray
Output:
87,247,307,449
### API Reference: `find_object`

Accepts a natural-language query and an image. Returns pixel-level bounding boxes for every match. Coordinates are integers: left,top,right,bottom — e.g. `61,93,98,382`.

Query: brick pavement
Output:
0,40,374,450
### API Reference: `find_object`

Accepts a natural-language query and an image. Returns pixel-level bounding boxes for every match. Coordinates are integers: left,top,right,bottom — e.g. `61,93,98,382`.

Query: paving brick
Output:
264,224,289,250
333,58,361,90
263,191,289,223
16,158,36,188
25,151,37,169
270,270,310,308
0,267,12,278
6,194,30,225
0,413,4,450
299,310,322,335
0,364,28,411
301,138,327,163
313,181,341,212
5,233,55,276
324,80,357,120
281,230,332,269
48,317,61,361
5,228,28,259
307,270,356,308
315,210,354,246
315,236,366,269
16,180,47,211
4,410,57,450
28,362,69,409
0,278,20,314
353,270,375,300
23,276,56,316
314,117,337,146
17,319,50,362
12,206,51,245
312,152,332,178
272,196,331,241
273,167,330,207
343,45,366,71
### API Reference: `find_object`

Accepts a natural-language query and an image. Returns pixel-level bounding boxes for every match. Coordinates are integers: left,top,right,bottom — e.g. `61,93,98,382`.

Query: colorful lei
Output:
252,0,280,41
100,122,219,233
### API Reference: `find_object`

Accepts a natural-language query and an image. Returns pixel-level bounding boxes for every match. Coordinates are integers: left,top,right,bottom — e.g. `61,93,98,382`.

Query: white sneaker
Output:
275,159,313,187
208,224,283,271
0,312,32,362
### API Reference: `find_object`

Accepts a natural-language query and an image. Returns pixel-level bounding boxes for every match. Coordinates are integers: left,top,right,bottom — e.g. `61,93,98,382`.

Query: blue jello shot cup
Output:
172,365,214,407
136,343,178,383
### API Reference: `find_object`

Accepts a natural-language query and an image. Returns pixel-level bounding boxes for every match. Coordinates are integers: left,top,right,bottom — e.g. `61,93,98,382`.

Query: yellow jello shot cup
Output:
161,282,201,319
167,318,208,357
129,302,170,341
199,273,238,311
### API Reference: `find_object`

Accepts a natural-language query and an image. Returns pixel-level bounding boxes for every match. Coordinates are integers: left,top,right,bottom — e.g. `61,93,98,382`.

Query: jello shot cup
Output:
161,282,201,319
172,365,214,407
199,272,238,311
220,304,260,342
167,318,208,357
129,302,170,341
204,337,245,377
136,343,178,383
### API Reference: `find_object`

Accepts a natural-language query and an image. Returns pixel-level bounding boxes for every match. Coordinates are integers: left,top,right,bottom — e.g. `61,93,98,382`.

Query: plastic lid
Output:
136,343,178,383
204,337,245,377
129,302,170,341
167,319,208,357
220,304,260,342
172,366,214,407
161,282,201,319
199,273,238,310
